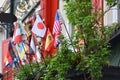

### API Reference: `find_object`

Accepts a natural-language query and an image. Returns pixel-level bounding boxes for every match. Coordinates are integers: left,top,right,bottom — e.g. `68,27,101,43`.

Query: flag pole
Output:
58,11,76,53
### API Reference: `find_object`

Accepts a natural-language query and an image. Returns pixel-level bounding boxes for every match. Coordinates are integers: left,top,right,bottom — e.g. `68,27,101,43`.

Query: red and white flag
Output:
53,11,62,35
32,15,46,37
12,22,26,44
53,11,62,47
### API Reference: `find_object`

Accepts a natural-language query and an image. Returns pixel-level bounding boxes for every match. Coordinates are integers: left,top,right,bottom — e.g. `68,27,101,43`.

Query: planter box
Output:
21,65,120,80
102,65,120,80
66,66,120,80
66,69,88,80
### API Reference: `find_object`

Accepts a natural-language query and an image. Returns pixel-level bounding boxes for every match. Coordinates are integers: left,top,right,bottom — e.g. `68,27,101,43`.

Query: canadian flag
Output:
32,15,46,37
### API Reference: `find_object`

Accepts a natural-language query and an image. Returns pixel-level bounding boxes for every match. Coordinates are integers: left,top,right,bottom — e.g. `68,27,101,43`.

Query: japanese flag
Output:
32,15,46,37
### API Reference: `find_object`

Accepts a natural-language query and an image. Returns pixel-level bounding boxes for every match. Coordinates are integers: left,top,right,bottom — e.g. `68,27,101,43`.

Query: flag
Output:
4,48,13,67
24,23,32,37
30,33,43,62
30,35,36,53
18,42,27,60
53,11,62,34
10,41,21,69
54,33,60,48
45,28,54,52
5,41,18,67
15,43,27,65
35,46,41,62
12,22,26,44
53,11,62,47
11,42,21,65
32,15,46,37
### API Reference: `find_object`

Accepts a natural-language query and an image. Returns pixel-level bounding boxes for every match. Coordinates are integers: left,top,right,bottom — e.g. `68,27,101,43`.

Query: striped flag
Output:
53,11,62,48
53,11,62,35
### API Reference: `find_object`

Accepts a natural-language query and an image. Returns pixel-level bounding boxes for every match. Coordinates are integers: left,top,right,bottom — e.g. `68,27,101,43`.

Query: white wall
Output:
0,2,10,73
0,28,6,73
104,0,118,26
59,0,72,37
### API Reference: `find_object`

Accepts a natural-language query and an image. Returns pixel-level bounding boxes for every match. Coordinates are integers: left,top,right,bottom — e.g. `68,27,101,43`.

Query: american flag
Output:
53,11,62,34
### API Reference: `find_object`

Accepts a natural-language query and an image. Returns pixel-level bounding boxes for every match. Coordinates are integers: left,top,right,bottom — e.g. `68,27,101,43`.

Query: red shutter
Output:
92,0,103,24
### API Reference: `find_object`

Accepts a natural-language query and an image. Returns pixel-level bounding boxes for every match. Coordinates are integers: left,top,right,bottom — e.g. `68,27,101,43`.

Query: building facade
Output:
0,0,120,79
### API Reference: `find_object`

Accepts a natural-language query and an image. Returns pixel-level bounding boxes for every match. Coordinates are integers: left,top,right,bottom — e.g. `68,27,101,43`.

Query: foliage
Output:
16,36,78,80
40,36,76,80
16,62,40,80
63,0,116,79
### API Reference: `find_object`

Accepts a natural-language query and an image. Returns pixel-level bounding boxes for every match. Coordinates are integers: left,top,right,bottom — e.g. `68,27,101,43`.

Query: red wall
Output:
92,0,104,24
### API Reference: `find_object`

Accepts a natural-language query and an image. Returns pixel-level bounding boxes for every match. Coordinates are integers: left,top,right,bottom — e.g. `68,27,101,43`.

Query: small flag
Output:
35,46,41,62
45,28,54,52
5,41,18,67
18,42,27,60
12,22,26,44
53,11,62,47
54,33,60,48
30,34,36,54
53,11,62,34
32,15,46,37
4,48,13,67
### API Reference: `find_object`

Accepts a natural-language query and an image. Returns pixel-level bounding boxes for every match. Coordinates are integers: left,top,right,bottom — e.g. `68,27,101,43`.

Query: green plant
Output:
63,0,116,79
16,62,40,80
40,36,76,80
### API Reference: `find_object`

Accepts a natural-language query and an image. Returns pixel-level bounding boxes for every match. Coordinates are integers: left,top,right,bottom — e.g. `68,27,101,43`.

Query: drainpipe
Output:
10,0,14,14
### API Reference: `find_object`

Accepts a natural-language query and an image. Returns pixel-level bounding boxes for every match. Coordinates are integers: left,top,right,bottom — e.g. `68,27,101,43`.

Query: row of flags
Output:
4,10,62,69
